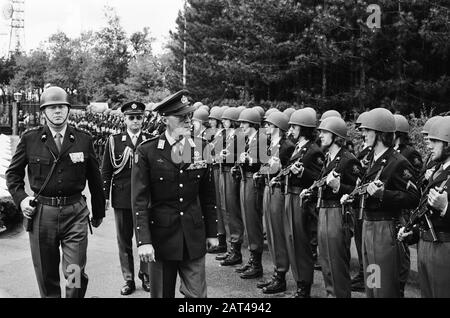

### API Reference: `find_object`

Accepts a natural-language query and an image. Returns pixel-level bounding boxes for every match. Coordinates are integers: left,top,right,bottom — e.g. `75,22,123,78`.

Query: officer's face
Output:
125,114,144,132
319,130,333,147
290,125,301,139
44,105,69,125
361,128,376,147
430,139,445,161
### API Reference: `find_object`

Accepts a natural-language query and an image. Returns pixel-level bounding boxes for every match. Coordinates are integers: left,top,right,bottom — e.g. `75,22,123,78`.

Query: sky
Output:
0,0,185,56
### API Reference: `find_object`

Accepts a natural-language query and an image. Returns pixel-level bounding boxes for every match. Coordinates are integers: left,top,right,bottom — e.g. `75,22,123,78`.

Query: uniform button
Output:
180,198,184,203
179,184,183,188
180,212,184,216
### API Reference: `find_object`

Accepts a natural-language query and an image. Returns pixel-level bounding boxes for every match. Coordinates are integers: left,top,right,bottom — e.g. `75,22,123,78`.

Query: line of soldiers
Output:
185,103,449,298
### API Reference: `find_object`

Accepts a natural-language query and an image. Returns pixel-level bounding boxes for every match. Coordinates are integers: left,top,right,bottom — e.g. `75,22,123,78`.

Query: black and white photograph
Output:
0,0,449,302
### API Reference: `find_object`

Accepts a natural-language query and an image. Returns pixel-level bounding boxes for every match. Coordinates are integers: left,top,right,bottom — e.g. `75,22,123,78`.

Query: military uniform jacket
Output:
132,133,217,261
102,131,152,209
6,125,105,220
361,147,420,219
319,148,362,201
396,144,423,180
288,140,324,188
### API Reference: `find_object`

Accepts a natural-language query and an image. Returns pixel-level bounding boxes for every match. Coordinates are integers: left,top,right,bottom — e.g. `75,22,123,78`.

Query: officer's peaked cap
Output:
153,90,196,116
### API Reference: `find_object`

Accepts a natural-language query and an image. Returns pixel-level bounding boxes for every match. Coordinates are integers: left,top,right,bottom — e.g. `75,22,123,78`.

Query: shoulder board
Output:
74,127,93,137
22,126,43,135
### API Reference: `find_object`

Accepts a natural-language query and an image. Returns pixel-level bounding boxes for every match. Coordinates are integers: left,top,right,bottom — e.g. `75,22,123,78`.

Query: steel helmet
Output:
252,106,265,118
209,107,225,121
422,116,443,135
356,111,369,125
359,108,396,133
318,117,347,139
283,107,296,119
394,114,410,133
264,108,280,120
192,108,209,124
289,109,317,128
320,110,341,122
265,112,290,132
428,116,450,143
221,107,241,122
238,108,262,125
40,86,70,110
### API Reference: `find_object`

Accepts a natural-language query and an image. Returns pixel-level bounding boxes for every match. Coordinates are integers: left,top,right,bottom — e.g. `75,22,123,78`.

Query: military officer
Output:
132,90,218,298
398,116,450,298
342,108,420,298
256,111,295,294
6,86,105,298
282,108,324,298
305,117,361,298
102,101,151,295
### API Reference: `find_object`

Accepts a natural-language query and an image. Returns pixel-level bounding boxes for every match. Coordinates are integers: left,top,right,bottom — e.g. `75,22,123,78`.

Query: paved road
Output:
0,136,420,298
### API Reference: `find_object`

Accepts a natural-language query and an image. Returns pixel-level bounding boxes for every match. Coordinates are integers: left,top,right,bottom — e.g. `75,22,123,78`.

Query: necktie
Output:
55,133,62,152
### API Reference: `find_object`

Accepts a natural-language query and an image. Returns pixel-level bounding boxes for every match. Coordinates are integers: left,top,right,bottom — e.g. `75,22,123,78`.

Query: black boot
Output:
262,271,287,294
220,243,242,267
207,234,227,254
240,252,263,279
293,281,311,298
351,271,365,292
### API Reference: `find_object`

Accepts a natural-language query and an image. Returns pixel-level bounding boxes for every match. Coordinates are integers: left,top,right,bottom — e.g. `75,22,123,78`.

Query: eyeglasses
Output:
127,115,143,121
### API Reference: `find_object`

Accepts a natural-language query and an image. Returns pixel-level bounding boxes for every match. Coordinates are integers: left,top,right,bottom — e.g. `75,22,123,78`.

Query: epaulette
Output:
74,127,93,137
22,126,43,136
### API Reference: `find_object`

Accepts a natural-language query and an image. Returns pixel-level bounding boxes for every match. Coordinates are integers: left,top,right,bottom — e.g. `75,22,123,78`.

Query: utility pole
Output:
182,0,187,89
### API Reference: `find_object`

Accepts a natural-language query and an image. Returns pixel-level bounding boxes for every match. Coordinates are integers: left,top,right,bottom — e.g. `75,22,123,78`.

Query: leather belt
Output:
421,230,450,242
36,194,83,207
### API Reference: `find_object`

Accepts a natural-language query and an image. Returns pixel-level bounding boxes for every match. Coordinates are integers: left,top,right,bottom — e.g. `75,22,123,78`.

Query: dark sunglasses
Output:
127,115,143,121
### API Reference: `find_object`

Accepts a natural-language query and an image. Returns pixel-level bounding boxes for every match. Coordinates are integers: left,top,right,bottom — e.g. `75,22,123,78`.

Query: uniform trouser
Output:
362,220,401,298
284,192,314,284
318,206,352,298
149,256,206,298
212,165,229,238
223,168,244,244
263,185,289,273
240,174,264,253
114,208,149,282
418,239,450,298
29,198,89,298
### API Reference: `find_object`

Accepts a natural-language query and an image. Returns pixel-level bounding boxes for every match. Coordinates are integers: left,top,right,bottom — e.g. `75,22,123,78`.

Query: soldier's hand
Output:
206,237,219,250
20,197,36,219
139,244,155,263
397,226,413,242
428,188,448,215
91,217,103,228
367,181,384,199
105,200,111,211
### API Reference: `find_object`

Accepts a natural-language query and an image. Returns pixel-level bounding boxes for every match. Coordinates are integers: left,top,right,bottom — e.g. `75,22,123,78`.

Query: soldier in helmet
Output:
256,111,295,294
341,108,420,298
398,116,450,298
102,101,152,295
6,86,105,298
282,108,324,298
302,117,362,297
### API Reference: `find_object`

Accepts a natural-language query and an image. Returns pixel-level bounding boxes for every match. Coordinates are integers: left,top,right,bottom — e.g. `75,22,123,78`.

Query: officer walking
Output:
6,86,105,298
132,90,218,298
102,101,152,295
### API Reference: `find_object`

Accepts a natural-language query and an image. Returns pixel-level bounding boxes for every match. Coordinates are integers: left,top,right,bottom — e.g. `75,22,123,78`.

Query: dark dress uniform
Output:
6,125,105,298
260,137,294,291
132,91,217,298
317,148,362,298
102,129,152,285
417,162,450,297
360,148,420,298
283,140,324,294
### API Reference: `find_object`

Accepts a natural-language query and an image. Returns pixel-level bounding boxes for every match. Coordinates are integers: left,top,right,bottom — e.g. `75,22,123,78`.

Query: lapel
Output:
365,148,392,180
43,126,59,157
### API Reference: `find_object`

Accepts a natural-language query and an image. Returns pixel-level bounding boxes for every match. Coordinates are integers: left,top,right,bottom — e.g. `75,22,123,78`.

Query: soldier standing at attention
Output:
6,86,105,298
398,116,450,298
132,90,218,298
102,101,152,295
342,108,420,298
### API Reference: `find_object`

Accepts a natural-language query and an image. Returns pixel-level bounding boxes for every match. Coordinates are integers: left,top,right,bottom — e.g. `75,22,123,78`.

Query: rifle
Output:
402,175,450,242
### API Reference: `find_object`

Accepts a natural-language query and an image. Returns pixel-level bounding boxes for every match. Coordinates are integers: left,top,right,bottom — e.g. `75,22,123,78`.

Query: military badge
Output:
403,169,412,180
